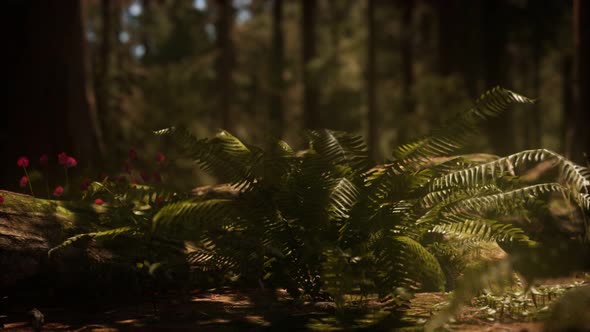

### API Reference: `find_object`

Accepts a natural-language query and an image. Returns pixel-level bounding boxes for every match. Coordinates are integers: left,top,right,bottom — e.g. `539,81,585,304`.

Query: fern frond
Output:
447,183,564,214
156,126,258,188
186,246,238,271
375,236,445,293
307,129,370,172
394,87,533,162
393,236,446,292
153,199,236,237
432,213,531,243
48,226,135,257
327,177,360,221
430,149,590,193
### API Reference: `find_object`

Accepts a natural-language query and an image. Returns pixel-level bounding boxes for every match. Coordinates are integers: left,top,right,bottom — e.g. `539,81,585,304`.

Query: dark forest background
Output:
1,0,589,191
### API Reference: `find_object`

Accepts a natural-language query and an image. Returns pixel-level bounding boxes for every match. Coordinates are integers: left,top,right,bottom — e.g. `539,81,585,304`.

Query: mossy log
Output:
0,190,117,291
0,185,237,293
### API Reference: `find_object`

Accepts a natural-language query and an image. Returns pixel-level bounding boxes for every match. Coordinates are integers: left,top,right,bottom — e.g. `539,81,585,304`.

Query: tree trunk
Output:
302,0,319,129
482,0,513,156
397,0,415,145
215,0,235,132
563,54,574,157
96,0,114,150
367,0,378,161
573,0,590,163
270,0,285,140
0,0,104,190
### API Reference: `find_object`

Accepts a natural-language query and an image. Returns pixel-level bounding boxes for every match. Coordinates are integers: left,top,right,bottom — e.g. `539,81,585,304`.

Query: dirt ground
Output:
1,279,587,331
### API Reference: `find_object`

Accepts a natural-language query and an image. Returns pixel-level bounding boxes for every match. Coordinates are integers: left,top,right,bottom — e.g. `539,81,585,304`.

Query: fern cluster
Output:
51,87,590,320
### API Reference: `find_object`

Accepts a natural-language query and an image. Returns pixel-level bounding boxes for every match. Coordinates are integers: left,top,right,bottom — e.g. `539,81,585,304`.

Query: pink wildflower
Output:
0,196,4,203
123,161,132,174
19,176,28,188
58,152,69,166
80,178,92,191
65,156,77,168
17,157,29,168
155,152,165,164
94,198,104,205
153,171,162,183
53,186,64,197
40,154,49,166
128,148,137,161
140,171,150,182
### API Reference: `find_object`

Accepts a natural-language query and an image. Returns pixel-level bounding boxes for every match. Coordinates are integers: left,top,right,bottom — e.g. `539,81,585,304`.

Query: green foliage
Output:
150,87,566,305
50,87,590,321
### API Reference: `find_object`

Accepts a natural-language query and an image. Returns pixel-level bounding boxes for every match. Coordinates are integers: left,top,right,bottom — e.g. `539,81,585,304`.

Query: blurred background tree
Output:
1,0,588,190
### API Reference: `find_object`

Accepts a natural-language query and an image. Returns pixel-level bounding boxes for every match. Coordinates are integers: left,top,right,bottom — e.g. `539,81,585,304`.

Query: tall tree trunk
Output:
435,0,480,97
525,4,544,149
270,0,285,139
302,0,319,129
528,40,542,149
215,0,235,132
0,0,104,189
97,0,114,150
73,1,106,162
482,0,513,156
563,54,574,157
573,0,590,163
397,0,415,145
367,0,378,160
436,0,460,78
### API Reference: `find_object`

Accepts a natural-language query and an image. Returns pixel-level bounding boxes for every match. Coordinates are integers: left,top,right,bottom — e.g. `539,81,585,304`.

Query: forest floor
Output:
4,278,587,332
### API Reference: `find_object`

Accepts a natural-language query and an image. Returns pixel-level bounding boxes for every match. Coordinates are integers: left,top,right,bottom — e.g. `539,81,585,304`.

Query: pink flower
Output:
19,176,28,188
53,186,64,197
128,148,137,161
155,152,165,164
123,161,132,174
58,152,69,166
153,171,162,183
80,178,92,191
17,157,29,168
0,196,4,203
140,171,150,182
40,154,49,166
94,198,104,205
65,156,77,168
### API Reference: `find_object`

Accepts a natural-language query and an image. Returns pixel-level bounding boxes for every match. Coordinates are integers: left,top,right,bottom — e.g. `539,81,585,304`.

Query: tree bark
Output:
397,0,415,145
0,0,104,190
302,0,320,129
563,54,575,158
573,0,590,163
367,0,378,161
270,0,285,140
215,0,235,132
482,0,513,156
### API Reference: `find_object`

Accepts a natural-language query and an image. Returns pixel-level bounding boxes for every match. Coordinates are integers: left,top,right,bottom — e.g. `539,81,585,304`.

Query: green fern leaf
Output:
394,87,533,162
48,226,135,257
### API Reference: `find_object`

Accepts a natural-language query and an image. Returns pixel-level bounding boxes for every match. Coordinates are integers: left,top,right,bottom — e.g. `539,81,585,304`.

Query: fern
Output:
48,226,136,257
393,87,534,162
430,149,590,192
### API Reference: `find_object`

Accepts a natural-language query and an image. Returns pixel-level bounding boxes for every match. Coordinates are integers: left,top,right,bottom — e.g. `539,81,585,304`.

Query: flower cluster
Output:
14,152,78,199
6,148,168,207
